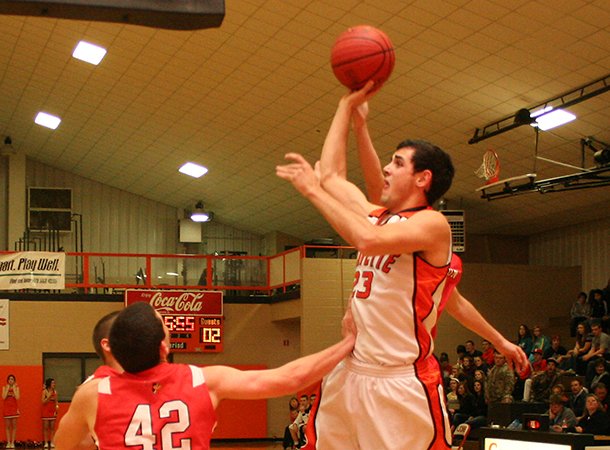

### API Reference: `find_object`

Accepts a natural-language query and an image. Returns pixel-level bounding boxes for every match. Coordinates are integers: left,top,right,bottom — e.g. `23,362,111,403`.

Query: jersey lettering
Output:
125,401,191,450
353,270,374,299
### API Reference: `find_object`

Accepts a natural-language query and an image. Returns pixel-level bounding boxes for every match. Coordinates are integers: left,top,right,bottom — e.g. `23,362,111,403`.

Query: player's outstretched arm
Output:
445,288,529,373
205,308,356,406
55,381,98,450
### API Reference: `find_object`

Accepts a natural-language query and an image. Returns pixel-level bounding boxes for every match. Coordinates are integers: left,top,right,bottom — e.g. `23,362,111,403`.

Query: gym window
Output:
42,353,102,402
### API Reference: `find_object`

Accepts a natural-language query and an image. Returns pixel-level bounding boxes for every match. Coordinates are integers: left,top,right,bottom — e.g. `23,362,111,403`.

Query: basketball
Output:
330,25,395,91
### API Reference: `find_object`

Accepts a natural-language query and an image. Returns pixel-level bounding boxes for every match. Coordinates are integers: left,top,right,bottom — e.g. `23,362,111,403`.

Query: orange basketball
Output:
330,25,395,91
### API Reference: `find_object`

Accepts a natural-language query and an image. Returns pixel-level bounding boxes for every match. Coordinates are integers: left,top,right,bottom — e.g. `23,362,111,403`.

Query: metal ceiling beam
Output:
478,165,610,201
469,73,610,144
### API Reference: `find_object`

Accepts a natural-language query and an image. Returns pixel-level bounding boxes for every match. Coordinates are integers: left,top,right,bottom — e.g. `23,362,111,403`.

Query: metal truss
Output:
468,74,610,144
477,165,610,201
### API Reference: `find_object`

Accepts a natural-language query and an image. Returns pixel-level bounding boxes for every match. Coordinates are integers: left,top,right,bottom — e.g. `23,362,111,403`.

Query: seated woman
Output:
566,321,593,375
566,394,610,435
452,381,476,430
464,380,488,429
446,378,461,421
517,324,534,358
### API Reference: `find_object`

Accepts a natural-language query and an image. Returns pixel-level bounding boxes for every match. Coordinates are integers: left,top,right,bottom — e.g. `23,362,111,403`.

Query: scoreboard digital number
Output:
162,315,223,353
125,289,223,353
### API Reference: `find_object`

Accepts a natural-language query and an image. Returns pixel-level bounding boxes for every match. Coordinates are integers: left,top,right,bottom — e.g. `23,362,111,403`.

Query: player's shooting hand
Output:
496,340,529,374
276,153,319,197
340,80,376,110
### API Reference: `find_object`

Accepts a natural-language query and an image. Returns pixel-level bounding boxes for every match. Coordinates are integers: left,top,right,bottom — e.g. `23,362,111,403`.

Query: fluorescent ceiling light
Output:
530,106,553,118
179,162,208,178
191,211,210,222
34,112,61,130
72,41,107,65
532,109,576,131
166,272,179,277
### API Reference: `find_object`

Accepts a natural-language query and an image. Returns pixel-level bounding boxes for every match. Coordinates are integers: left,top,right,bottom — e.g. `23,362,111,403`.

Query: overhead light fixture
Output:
179,162,208,178
35,112,61,130
72,41,107,65
469,73,610,144
191,201,212,222
0,136,15,156
531,108,576,131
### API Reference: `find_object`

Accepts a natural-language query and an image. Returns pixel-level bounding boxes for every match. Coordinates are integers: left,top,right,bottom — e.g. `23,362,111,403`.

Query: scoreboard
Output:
124,289,223,353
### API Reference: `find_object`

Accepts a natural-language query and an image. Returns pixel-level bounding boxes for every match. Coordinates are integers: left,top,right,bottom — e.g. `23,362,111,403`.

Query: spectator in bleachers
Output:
473,355,488,374
474,369,487,385
461,355,476,385
455,344,466,372
583,319,610,386
569,378,588,418
517,324,533,358
530,325,551,362
589,289,609,332
439,352,453,386
465,340,483,359
446,377,461,419
544,335,568,366
466,380,488,429
531,348,547,373
452,381,476,429
566,394,610,435
571,292,591,337
548,393,577,432
530,358,561,403
566,321,593,375
602,278,610,307
590,358,610,392
283,397,300,450
594,383,609,413
551,383,570,405
481,339,495,366
485,352,515,404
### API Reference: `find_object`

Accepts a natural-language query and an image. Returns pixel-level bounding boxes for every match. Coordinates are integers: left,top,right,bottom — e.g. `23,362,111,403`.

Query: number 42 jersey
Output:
95,362,216,449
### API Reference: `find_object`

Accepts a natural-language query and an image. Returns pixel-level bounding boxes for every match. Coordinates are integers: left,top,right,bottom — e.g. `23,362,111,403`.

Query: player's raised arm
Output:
205,308,356,405
352,100,384,204
317,81,378,215
445,288,529,373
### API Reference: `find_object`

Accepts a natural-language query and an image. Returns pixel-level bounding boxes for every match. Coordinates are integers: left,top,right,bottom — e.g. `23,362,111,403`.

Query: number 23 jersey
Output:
95,362,216,449
351,207,462,366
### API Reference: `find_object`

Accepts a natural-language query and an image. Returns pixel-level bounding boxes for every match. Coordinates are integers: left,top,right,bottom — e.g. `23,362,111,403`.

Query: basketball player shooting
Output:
276,80,527,450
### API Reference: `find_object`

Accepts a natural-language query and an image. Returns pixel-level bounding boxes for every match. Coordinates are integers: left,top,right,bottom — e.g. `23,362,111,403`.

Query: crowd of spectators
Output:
442,281,610,436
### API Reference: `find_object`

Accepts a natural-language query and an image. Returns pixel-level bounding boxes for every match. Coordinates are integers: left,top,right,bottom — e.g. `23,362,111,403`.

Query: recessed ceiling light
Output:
72,41,107,65
179,162,208,178
34,112,61,130
532,109,576,131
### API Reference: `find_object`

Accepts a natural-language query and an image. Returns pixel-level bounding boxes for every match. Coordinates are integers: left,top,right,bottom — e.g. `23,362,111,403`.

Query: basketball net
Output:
475,149,500,184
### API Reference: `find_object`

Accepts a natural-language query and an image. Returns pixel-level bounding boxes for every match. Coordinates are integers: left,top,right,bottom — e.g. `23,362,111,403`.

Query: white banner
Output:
0,299,8,350
0,252,66,290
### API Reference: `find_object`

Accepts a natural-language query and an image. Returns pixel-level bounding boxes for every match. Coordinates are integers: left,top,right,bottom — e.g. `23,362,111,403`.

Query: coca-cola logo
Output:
149,292,205,314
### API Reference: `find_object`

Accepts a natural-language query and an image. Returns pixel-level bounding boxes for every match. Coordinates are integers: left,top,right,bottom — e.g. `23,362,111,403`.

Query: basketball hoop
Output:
475,149,500,184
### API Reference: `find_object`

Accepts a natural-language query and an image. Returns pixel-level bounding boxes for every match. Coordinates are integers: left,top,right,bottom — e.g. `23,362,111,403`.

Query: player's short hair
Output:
396,139,455,205
92,310,120,361
109,302,165,373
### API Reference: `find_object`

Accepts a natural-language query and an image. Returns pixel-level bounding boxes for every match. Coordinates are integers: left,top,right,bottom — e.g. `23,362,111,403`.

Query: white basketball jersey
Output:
350,207,458,366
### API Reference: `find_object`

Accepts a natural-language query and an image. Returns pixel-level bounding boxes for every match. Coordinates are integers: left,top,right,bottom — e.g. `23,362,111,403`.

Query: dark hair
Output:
44,378,54,389
109,302,166,373
456,344,466,354
395,139,454,205
6,374,15,383
549,394,564,405
591,319,603,329
517,324,531,341
578,291,587,301
92,310,120,361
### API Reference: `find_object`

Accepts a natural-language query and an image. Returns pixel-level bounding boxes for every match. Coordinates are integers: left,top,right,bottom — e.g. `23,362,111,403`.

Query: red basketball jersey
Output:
95,363,216,449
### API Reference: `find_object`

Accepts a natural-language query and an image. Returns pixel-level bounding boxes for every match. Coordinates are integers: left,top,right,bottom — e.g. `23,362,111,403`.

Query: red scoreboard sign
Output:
124,289,223,353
